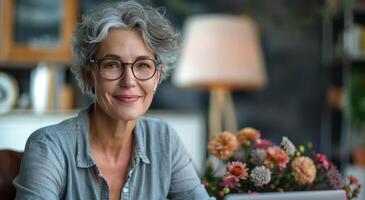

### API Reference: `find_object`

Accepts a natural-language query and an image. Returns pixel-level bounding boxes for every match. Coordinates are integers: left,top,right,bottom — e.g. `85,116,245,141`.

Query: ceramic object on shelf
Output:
0,72,18,114
30,61,50,113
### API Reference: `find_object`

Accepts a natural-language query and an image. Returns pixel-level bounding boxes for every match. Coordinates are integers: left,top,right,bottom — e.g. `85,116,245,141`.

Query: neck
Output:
89,104,136,162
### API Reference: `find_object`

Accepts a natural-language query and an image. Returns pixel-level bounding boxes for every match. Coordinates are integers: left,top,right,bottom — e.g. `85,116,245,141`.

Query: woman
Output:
14,1,211,199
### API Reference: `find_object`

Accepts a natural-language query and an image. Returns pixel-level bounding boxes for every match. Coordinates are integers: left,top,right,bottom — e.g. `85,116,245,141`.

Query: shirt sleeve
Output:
13,130,65,200
166,125,213,200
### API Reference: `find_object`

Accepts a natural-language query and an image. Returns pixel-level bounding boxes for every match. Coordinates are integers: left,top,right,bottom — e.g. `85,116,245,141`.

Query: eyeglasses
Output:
89,56,161,81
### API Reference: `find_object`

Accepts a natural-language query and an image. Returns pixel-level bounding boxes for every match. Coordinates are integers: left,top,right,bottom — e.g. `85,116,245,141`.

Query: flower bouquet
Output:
201,128,361,199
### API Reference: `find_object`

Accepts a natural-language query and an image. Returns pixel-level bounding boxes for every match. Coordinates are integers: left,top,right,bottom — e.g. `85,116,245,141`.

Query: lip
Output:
114,95,141,103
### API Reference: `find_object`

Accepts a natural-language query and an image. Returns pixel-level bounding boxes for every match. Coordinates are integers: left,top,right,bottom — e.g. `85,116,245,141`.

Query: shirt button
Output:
123,188,129,193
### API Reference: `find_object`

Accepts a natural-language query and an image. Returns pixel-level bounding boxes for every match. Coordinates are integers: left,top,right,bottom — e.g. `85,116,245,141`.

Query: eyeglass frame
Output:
89,56,162,81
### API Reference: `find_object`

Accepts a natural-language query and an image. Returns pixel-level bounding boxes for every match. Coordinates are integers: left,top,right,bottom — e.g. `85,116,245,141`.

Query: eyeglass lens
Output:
98,58,157,80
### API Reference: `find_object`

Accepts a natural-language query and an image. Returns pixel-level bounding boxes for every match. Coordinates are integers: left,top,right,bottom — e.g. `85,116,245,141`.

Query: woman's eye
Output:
137,62,152,69
103,62,120,69
140,64,150,68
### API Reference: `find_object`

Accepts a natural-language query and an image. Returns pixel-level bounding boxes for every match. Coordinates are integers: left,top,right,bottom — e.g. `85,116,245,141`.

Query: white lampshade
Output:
174,14,267,90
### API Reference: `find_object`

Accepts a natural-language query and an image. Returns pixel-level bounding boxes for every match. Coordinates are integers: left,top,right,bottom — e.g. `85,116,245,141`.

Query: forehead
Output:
96,28,154,59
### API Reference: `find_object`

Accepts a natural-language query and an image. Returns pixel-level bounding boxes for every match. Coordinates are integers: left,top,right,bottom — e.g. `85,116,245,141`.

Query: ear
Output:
156,64,165,83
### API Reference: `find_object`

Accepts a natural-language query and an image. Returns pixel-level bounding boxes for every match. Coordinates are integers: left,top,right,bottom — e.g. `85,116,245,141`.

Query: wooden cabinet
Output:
0,0,78,64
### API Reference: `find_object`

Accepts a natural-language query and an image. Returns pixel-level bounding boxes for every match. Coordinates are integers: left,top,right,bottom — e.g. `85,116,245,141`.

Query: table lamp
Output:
173,14,267,137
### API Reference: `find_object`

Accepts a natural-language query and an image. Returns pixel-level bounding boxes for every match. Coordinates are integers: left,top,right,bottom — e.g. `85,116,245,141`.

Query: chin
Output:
116,114,140,121
111,108,146,121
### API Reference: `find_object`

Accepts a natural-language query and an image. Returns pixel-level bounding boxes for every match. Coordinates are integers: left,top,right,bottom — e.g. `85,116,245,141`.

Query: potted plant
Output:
201,128,361,199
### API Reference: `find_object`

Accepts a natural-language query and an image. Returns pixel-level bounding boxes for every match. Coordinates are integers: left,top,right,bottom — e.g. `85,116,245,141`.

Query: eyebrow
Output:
102,54,153,61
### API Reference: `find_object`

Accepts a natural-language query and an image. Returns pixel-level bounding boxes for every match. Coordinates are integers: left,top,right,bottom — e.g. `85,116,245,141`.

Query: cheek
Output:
141,79,158,100
151,76,160,91
94,77,116,102
143,83,155,98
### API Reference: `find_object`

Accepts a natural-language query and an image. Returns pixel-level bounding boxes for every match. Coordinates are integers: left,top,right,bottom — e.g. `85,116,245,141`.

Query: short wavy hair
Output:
71,0,179,95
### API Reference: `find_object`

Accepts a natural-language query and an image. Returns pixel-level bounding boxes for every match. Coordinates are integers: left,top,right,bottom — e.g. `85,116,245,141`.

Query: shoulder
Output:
26,116,80,151
136,116,184,154
137,116,179,139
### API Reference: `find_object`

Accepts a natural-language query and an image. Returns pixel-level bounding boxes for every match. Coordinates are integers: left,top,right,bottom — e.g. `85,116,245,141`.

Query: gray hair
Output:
71,0,179,95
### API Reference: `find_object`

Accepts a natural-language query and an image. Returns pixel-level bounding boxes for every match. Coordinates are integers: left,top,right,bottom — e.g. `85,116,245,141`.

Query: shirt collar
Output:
75,105,150,168
134,119,151,164
76,105,95,168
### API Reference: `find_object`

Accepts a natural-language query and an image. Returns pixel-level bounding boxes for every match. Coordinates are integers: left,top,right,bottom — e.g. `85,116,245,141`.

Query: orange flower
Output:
236,127,261,145
291,156,317,185
208,131,238,160
265,146,289,169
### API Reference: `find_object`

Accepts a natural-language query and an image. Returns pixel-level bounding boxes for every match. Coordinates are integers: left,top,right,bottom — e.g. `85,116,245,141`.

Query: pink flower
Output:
254,139,273,149
221,174,240,189
316,153,330,169
265,146,289,169
227,161,248,180
221,162,248,189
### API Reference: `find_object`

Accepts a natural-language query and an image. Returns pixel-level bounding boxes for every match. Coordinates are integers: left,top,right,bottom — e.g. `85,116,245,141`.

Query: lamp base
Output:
209,89,237,137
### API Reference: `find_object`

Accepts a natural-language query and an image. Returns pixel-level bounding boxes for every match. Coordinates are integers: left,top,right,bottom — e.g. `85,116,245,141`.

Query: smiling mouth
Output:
114,95,141,103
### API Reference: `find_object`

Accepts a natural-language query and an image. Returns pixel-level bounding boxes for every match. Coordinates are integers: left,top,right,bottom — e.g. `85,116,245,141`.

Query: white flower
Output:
251,149,267,165
280,136,296,156
250,166,271,186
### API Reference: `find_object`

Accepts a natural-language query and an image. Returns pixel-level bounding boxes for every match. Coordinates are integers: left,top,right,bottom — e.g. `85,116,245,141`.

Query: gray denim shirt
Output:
13,106,211,200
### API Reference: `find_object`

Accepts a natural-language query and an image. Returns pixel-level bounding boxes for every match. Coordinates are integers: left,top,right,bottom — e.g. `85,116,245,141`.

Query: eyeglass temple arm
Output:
89,58,96,64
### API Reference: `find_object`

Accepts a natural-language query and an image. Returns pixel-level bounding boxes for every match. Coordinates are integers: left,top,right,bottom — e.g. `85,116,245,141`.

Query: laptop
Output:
225,190,346,200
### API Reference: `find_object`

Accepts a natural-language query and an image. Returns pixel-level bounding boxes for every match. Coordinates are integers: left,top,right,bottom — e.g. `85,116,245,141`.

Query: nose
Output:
119,64,136,88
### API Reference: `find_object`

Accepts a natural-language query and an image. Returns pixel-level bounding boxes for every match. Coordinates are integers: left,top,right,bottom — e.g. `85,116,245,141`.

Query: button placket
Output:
101,178,109,200
121,150,140,200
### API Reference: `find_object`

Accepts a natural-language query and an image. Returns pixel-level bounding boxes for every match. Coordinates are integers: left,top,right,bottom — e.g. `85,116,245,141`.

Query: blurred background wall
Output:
1,0,365,170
